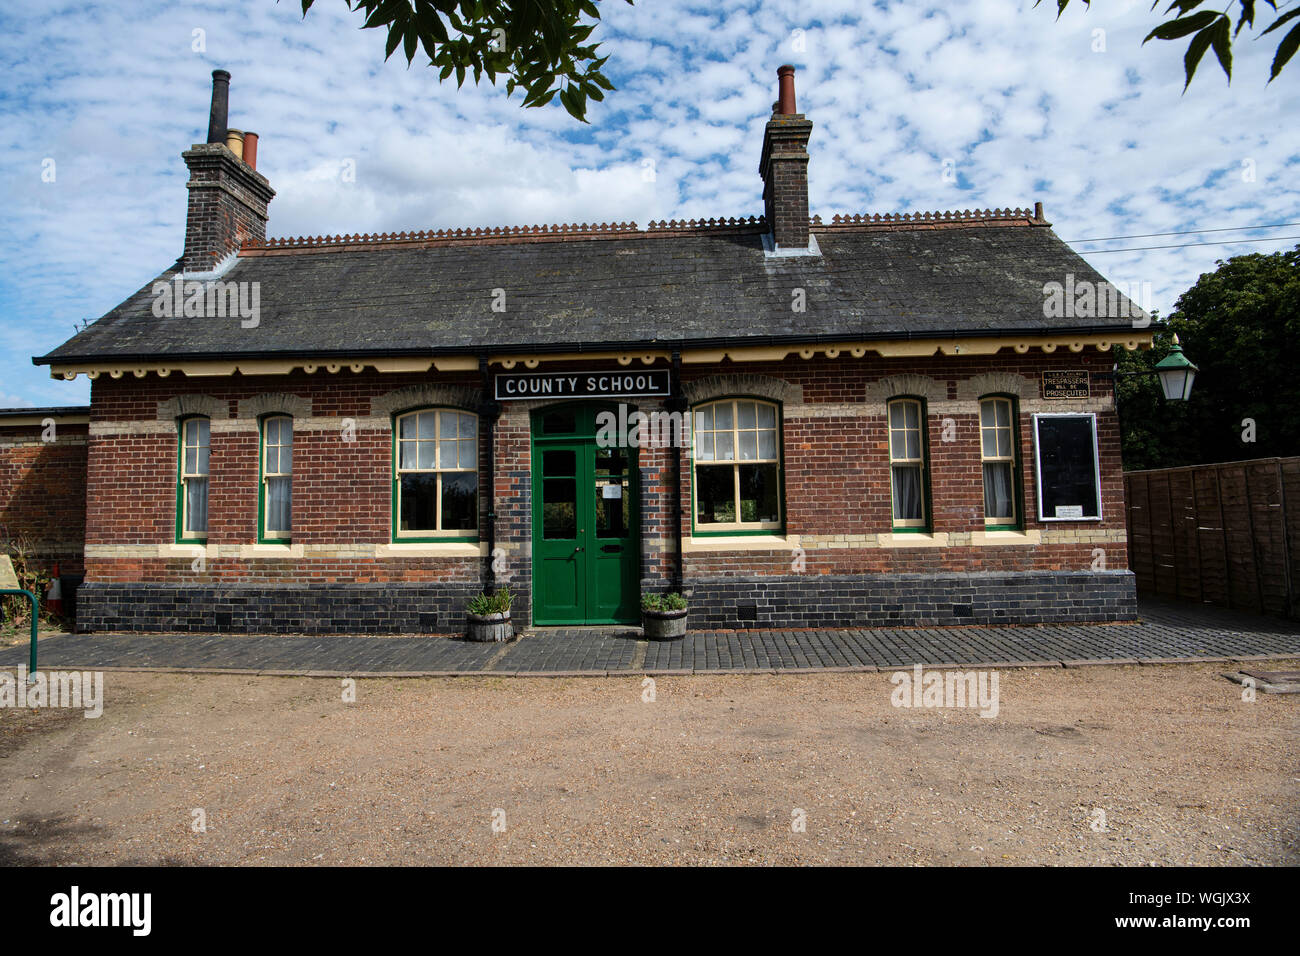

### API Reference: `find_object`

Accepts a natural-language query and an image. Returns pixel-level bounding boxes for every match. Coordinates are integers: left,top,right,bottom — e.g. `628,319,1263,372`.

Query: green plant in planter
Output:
467,587,512,616
641,592,687,613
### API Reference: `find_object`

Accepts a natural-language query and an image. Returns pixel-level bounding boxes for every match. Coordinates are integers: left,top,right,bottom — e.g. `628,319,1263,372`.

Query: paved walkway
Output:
2,598,1298,677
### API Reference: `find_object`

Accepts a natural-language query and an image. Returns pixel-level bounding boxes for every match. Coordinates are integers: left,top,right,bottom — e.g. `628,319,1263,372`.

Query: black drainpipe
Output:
666,350,686,593
478,356,502,588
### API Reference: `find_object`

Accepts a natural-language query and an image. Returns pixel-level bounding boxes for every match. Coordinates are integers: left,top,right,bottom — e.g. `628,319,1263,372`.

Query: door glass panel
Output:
543,449,577,476
542,409,577,435
595,447,626,477
543,478,577,538
595,479,626,537
595,447,627,537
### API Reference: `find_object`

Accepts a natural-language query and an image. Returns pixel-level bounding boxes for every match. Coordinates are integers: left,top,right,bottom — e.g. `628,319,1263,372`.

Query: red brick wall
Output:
85,370,483,585
0,419,88,576
678,349,1126,578
81,348,1127,591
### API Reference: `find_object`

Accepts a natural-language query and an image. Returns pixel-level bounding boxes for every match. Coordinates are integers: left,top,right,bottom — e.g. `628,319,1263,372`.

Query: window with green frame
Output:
259,415,293,541
887,397,929,530
691,398,782,533
392,408,479,540
979,396,1021,529
176,416,210,542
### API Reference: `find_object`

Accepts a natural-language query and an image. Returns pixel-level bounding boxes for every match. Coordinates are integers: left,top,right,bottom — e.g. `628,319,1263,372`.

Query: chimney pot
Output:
206,69,231,145
225,129,245,161
243,132,259,170
759,66,813,251
777,64,797,115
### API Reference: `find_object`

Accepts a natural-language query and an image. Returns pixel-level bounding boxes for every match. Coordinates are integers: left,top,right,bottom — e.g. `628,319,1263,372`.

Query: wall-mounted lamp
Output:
1116,333,1198,402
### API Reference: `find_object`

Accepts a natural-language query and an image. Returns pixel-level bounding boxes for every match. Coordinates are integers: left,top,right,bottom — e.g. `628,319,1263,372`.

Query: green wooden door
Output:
532,405,638,625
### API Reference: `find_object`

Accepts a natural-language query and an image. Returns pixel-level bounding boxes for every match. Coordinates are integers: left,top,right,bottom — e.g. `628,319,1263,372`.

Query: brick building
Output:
0,406,89,608
30,68,1152,634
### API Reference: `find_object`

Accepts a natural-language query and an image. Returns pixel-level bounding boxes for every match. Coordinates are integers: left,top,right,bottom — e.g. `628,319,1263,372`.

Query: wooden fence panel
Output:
1168,468,1200,602
1125,472,1154,594
1221,463,1263,612
1191,467,1230,606
1124,457,1298,618
1147,471,1179,599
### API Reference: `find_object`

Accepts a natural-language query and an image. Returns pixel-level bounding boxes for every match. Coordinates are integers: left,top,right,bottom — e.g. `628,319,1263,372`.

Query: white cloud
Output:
0,0,1297,406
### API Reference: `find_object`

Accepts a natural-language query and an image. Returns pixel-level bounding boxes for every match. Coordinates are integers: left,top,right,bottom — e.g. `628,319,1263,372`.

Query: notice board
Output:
1033,413,1102,520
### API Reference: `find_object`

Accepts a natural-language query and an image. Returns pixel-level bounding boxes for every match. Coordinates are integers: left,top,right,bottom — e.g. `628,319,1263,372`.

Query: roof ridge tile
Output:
245,206,1043,255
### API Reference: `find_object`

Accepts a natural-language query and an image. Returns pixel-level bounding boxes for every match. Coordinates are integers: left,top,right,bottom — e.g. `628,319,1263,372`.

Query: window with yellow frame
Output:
692,398,782,533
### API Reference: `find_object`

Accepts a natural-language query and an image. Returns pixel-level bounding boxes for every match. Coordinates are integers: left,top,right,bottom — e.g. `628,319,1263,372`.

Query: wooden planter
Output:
466,611,512,642
642,607,688,640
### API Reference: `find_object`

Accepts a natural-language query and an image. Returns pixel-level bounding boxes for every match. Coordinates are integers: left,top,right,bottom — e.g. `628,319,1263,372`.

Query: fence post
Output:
1278,459,1295,618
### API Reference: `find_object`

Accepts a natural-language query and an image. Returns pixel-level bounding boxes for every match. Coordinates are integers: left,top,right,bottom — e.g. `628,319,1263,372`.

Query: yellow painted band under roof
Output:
48,331,1153,381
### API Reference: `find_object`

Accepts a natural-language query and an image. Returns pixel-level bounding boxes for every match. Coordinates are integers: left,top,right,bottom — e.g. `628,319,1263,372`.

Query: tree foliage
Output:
295,0,631,121
1039,1,1300,88
1116,246,1300,470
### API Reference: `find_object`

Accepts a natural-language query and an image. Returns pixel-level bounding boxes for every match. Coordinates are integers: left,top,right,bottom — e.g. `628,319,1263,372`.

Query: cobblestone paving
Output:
2,598,1297,676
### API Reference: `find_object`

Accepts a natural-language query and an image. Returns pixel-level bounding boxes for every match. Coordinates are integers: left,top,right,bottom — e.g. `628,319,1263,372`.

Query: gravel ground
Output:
1,662,1296,865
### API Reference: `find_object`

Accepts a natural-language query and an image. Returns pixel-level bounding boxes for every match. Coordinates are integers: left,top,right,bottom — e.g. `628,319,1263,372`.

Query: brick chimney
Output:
181,70,274,274
759,65,813,252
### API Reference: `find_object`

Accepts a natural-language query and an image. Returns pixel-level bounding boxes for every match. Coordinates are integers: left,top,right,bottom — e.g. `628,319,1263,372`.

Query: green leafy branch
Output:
1038,1,1300,87
295,0,631,121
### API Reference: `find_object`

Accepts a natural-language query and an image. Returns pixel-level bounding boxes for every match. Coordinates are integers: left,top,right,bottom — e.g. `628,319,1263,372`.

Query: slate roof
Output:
35,212,1147,366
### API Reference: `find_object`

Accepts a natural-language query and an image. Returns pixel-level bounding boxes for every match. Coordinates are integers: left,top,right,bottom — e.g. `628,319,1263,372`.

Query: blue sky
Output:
1,0,1297,408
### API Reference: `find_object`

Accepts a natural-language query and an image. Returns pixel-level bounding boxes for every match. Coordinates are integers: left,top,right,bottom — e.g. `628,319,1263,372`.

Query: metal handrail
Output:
1,588,38,676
